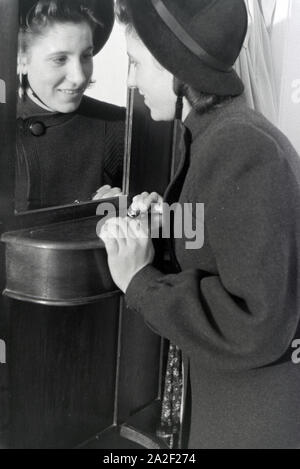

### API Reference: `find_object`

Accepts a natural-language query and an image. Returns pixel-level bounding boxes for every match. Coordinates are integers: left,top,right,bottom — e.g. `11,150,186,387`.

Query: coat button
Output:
29,121,46,136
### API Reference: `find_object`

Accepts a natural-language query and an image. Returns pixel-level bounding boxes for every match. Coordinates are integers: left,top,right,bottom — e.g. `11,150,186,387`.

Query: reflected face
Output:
126,32,177,121
22,22,94,113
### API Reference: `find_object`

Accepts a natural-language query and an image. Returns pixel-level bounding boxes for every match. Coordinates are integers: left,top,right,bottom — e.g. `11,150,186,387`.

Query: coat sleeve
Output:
125,122,300,371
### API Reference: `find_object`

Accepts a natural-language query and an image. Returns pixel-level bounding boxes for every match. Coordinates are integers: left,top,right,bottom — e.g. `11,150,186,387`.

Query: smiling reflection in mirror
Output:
16,0,126,212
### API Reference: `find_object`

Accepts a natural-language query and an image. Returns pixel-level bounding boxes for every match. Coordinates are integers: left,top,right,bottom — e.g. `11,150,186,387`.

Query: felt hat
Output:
124,0,248,96
19,0,114,55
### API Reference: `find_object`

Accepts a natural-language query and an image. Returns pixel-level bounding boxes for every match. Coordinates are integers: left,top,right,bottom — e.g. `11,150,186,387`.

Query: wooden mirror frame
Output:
0,0,130,233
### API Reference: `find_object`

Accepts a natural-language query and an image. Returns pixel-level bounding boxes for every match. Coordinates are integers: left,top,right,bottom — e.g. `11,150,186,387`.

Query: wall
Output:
85,22,128,107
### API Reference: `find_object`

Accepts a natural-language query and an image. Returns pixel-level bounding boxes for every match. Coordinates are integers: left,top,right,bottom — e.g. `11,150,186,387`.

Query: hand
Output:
98,216,155,293
128,193,163,236
129,192,163,216
92,185,122,200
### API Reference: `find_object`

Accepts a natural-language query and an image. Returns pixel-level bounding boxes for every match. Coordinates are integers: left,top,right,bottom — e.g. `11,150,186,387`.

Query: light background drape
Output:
270,0,300,155
235,0,300,155
234,0,278,125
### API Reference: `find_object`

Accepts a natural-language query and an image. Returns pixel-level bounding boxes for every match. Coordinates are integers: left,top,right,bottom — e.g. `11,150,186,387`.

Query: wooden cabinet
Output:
0,1,173,448
1,217,165,448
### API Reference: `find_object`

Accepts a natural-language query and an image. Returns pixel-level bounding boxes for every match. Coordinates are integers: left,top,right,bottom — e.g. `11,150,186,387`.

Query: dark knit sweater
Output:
126,95,300,448
16,95,125,211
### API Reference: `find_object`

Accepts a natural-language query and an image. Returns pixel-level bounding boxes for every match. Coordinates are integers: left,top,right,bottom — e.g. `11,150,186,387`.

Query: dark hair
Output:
19,0,101,53
179,83,231,115
115,0,133,32
115,0,232,115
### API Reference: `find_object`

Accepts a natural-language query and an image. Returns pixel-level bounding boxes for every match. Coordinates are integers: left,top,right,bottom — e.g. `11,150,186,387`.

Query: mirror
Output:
15,0,128,213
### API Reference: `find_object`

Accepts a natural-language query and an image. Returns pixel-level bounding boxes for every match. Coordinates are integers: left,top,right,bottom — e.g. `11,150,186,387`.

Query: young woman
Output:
99,0,300,449
16,0,125,211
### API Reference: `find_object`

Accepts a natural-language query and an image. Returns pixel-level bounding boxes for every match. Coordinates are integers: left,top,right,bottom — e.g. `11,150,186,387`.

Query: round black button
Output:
29,121,46,137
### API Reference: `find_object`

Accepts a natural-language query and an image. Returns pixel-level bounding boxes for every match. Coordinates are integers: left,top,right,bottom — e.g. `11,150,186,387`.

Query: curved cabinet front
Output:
1,215,163,449
2,216,118,306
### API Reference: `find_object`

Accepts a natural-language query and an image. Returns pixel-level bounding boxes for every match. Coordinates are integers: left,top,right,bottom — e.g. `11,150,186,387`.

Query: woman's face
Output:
22,21,94,113
126,32,177,121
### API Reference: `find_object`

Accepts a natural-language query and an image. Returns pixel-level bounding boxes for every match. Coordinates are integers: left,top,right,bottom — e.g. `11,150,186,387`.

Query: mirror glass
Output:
15,0,128,213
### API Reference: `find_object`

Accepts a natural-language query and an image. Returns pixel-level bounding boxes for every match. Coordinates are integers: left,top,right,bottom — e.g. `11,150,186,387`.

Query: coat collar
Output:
17,94,58,119
183,93,247,140
17,94,77,128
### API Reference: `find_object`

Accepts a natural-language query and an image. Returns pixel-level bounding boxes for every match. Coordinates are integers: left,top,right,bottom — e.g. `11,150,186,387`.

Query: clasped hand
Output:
98,192,163,293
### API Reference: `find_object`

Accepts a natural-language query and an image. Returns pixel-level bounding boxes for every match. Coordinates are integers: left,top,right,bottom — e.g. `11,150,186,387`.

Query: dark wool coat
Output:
16,95,125,211
126,96,300,449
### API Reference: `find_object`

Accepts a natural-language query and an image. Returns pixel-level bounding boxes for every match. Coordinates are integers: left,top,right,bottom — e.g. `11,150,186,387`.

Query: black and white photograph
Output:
0,0,300,451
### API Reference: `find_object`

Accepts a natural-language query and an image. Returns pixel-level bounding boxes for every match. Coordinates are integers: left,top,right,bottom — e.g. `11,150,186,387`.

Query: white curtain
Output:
268,0,300,155
234,0,278,125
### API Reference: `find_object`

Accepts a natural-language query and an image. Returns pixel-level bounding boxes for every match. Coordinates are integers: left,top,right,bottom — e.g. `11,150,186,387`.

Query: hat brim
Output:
127,0,244,96
86,0,114,55
19,0,114,55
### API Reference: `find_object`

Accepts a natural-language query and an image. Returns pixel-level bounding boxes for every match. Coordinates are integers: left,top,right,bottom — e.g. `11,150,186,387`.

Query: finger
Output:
97,185,111,193
105,188,123,199
113,217,146,246
151,193,164,214
104,218,127,249
101,233,119,255
143,192,159,207
105,187,122,197
93,192,104,200
130,192,162,215
152,203,163,214
127,217,149,241
99,223,119,252
143,193,163,215
127,219,154,264
99,220,118,241
95,185,112,199
131,192,151,213
114,217,133,245
93,188,121,200
139,192,153,212
132,192,149,204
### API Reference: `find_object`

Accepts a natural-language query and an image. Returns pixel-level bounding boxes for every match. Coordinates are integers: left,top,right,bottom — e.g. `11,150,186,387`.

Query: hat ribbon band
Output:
151,0,231,73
